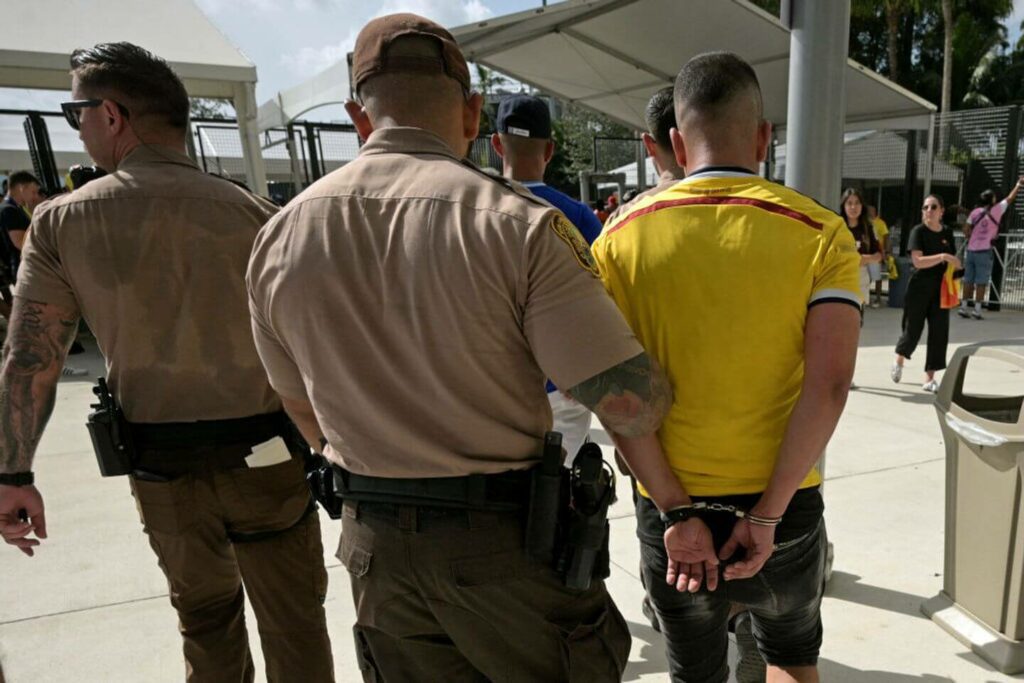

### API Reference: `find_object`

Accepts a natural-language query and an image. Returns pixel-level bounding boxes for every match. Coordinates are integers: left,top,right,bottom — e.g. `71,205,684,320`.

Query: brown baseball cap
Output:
350,13,472,94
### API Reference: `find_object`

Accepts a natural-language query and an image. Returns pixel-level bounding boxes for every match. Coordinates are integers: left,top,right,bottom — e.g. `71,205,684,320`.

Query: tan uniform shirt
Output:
248,127,641,478
17,145,280,423
606,170,683,224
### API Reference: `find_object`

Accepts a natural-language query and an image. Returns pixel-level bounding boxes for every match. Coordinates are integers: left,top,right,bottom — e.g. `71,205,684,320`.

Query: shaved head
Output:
673,51,763,143
669,51,769,173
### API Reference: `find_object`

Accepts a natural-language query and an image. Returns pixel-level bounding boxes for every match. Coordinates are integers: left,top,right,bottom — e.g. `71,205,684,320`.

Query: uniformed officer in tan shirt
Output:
0,43,334,681
247,13,676,683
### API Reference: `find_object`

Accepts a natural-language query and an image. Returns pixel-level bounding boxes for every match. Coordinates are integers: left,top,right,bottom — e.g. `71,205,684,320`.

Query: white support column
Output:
783,1,850,524
783,0,851,209
233,81,268,196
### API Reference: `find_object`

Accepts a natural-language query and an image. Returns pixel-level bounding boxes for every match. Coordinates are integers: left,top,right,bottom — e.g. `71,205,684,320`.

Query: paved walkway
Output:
0,306,1022,682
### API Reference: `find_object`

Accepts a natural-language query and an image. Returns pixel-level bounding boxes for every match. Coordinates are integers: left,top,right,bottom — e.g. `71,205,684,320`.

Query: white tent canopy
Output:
258,62,349,132
258,0,935,137
0,0,268,193
451,0,936,133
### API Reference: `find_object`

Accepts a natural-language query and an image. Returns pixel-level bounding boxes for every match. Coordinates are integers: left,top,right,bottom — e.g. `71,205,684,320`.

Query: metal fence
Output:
930,107,1024,311
4,105,1023,310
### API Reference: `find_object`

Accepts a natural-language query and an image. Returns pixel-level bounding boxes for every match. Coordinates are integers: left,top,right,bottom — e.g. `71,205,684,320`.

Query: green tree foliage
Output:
546,102,634,198
189,98,233,120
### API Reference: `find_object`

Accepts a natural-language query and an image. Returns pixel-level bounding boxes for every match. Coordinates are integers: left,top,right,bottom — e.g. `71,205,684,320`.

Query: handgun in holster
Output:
558,442,616,590
304,440,343,520
525,434,616,590
86,378,137,477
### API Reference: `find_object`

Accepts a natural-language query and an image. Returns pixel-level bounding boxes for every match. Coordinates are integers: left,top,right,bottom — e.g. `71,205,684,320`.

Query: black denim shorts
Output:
639,508,827,682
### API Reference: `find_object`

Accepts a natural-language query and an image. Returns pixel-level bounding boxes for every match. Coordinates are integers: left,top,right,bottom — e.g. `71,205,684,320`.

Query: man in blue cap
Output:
491,95,604,462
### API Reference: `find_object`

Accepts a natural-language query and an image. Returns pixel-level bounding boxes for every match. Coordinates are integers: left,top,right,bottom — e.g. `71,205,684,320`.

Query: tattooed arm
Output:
569,352,719,592
567,352,684,506
567,352,672,438
0,297,79,556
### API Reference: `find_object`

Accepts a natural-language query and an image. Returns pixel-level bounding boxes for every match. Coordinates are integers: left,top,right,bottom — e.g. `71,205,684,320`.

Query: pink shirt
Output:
967,199,1007,251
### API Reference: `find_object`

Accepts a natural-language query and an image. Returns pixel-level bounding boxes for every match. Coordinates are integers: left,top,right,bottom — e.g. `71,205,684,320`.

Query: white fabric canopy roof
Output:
258,62,349,131
0,0,267,193
452,0,936,132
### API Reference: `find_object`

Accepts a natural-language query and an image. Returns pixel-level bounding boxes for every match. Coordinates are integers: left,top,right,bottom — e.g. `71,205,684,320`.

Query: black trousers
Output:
896,278,949,372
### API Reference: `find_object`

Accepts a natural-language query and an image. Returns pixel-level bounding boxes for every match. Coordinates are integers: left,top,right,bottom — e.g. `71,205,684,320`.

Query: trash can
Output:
922,341,1024,674
886,256,912,308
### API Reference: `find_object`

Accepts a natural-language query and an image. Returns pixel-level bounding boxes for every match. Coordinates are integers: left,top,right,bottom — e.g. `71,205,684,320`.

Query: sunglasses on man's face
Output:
922,204,941,211
61,99,129,131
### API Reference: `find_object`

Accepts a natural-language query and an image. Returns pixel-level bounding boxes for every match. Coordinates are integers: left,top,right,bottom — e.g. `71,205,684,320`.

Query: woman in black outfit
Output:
892,194,961,392
839,187,884,311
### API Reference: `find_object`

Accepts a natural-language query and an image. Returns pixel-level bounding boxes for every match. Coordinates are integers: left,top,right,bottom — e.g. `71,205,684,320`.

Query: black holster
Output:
524,435,616,590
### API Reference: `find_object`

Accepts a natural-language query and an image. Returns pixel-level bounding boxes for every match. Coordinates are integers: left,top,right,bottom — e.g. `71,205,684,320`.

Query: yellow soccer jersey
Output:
592,169,861,497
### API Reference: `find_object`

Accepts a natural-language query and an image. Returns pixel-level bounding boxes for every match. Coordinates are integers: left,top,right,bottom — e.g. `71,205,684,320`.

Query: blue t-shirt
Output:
522,183,604,393
523,182,604,245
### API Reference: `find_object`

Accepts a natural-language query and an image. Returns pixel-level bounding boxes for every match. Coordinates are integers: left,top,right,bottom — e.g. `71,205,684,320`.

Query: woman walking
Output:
840,187,884,310
892,194,961,392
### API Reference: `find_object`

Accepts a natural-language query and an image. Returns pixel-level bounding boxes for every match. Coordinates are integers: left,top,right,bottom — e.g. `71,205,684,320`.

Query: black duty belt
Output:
332,466,533,511
130,411,291,451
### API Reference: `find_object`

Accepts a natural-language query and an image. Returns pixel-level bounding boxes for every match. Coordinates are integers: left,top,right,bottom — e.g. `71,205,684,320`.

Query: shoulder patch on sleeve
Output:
550,213,599,276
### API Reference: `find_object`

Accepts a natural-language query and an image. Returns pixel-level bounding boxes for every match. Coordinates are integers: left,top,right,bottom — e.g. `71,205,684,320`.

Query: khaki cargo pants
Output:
130,451,334,682
338,500,630,682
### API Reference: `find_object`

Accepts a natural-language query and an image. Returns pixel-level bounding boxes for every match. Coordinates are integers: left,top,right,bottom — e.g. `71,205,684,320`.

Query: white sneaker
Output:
957,308,970,318
922,379,939,393
61,365,87,377
890,362,903,384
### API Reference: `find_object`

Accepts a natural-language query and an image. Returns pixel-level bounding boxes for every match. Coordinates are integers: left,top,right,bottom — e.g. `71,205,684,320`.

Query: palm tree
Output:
940,0,954,113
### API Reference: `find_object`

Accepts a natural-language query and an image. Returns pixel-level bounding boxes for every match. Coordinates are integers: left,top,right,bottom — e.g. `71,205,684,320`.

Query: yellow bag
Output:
940,262,960,309
886,255,899,280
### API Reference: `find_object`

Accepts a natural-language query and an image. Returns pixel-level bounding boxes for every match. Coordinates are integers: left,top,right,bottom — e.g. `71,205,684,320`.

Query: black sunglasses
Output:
61,99,129,131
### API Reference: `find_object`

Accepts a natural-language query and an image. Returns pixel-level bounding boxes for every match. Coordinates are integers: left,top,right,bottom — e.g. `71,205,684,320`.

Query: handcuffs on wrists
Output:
659,501,783,530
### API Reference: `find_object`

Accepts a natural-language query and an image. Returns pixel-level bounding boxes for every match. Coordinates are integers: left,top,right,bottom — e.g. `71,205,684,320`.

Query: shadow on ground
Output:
826,571,930,620
850,385,938,405
818,659,960,681
623,620,669,681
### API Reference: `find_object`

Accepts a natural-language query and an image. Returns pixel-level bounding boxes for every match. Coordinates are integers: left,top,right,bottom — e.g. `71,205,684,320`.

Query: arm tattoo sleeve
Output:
567,352,673,438
0,298,79,473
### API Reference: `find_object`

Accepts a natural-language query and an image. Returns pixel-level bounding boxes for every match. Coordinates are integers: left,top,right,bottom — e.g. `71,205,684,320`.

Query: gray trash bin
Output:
922,341,1024,674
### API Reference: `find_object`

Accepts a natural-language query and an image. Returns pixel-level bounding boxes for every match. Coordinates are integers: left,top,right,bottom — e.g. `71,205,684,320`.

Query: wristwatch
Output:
660,504,704,529
0,472,34,487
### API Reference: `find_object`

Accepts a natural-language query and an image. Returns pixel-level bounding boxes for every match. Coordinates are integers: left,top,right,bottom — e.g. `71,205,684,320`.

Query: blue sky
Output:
1010,0,1024,46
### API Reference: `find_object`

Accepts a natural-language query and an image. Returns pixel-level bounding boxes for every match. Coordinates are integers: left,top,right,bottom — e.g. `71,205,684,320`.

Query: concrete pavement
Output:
0,306,1022,682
